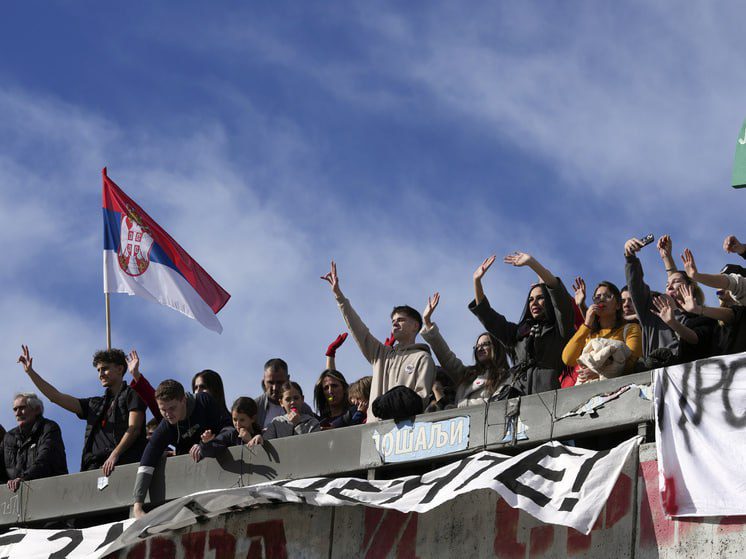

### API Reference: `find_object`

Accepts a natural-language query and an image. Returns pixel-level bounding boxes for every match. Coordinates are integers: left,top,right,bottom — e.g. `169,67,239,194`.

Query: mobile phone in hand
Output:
639,234,655,247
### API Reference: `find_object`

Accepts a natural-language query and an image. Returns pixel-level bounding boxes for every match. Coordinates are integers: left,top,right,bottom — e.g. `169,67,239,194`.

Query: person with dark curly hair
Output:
16,344,146,474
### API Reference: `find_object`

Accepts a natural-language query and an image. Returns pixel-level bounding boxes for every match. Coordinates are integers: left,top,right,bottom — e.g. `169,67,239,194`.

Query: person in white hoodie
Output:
321,261,435,420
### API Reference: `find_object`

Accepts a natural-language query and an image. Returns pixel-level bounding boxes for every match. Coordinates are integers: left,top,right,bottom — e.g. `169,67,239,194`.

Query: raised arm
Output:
571,277,588,320
421,293,470,384
681,248,730,290
651,295,699,345
724,235,746,259
325,333,348,371
657,235,678,277
17,345,82,415
677,282,735,324
321,261,383,363
473,255,496,304
127,350,161,420
504,252,559,288
624,237,654,323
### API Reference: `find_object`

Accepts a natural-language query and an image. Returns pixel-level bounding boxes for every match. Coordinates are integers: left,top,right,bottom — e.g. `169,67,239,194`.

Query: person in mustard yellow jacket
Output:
562,281,642,383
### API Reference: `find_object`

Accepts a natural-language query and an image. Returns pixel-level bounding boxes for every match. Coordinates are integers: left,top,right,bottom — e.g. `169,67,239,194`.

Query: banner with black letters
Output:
0,438,640,558
655,354,746,516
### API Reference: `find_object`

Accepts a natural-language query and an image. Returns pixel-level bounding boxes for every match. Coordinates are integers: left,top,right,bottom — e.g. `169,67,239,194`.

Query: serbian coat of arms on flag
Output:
102,168,230,332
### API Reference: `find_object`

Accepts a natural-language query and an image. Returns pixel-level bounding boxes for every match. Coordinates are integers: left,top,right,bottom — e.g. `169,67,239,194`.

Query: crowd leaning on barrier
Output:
10,231,746,519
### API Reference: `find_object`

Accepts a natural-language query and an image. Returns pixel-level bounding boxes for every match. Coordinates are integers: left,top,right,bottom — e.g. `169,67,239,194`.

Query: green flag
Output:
733,118,746,188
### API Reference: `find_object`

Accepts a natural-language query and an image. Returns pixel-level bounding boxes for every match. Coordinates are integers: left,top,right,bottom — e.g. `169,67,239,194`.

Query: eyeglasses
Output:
592,293,615,303
12,406,27,412
474,343,493,350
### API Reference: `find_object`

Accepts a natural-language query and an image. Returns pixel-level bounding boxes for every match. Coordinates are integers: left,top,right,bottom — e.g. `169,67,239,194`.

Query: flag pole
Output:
103,167,112,349
105,293,112,349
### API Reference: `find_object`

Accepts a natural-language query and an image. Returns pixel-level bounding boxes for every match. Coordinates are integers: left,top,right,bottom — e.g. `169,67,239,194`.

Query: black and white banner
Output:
655,353,746,517
0,437,639,558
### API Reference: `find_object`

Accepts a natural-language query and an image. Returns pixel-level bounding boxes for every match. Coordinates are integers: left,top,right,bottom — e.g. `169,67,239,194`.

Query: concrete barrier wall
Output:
102,443,746,558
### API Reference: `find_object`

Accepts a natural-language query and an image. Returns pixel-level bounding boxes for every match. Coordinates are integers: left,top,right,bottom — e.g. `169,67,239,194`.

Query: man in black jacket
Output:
1,393,67,492
132,379,232,518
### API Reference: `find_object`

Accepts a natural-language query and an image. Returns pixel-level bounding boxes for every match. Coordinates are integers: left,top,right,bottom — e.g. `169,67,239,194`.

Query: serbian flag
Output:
102,168,230,333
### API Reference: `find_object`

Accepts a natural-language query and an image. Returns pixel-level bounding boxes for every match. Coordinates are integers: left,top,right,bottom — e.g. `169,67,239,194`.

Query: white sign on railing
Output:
371,416,470,463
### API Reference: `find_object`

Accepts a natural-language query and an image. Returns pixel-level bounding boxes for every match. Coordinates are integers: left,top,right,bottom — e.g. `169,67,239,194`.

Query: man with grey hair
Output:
0,392,67,492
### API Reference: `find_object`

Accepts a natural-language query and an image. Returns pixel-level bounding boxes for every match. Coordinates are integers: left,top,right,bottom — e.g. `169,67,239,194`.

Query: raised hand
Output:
572,277,586,307
474,255,496,281
677,284,699,315
200,429,215,444
624,238,646,257
17,345,33,374
681,249,699,279
503,251,533,268
320,260,342,296
325,333,348,358
652,295,676,325
423,292,440,328
126,349,141,380
657,234,672,259
724,235,746,255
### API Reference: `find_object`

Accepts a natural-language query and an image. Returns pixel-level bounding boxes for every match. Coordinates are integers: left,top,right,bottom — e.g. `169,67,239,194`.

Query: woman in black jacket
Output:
469,252,574,394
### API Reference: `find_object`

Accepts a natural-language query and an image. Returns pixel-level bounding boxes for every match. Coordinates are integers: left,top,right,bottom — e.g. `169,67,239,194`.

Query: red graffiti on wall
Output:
113,520,287,559
493,472,634,557
362,508,419,559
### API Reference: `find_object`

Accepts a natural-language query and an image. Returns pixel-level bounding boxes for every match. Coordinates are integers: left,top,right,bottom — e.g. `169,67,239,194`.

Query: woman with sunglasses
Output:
562,281,642,383
421,292,515,405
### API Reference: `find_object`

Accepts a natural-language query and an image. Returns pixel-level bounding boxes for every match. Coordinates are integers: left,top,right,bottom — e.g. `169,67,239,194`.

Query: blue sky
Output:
2,2,745,471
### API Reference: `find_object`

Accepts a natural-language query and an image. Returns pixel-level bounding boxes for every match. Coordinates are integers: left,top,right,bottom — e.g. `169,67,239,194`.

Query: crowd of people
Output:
3,233,746,518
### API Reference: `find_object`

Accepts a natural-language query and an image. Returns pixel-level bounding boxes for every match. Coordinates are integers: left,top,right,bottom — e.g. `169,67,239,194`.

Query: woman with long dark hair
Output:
562,281,642,382
421,293,514,405
469,252,575,394
191,369,230,418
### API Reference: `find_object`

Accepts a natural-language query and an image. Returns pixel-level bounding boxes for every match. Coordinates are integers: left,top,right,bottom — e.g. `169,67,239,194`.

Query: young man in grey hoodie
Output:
321,261,435,421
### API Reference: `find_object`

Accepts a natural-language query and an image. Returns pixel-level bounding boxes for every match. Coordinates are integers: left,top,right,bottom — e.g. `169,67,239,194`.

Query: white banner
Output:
0,438,640,558
655,353,746,517
0,519,135,559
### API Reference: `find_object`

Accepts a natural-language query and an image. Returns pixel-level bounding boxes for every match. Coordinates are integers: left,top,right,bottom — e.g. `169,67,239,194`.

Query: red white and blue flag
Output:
102,168,230,333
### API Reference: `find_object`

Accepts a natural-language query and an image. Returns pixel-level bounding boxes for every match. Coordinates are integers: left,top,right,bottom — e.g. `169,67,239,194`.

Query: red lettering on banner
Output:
148,537,176,559
362,508,419,559
246,519,288,559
